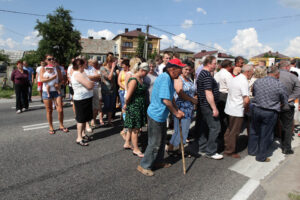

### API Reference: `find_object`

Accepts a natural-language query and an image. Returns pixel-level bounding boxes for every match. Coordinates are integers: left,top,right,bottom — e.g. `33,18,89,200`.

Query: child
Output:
44,66,60,98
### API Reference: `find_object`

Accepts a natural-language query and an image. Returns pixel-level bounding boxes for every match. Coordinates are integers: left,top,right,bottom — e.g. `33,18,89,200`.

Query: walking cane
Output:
179,119,186,175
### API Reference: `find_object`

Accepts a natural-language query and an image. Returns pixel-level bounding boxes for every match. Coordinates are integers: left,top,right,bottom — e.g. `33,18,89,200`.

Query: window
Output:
148,43,153,50
123,42,133,48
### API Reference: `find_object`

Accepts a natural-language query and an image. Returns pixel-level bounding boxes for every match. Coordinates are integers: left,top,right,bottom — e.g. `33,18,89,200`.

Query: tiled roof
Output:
194,50,218,58
80,38,115,54
252,51,289,58
217,52,233,58
161,46,194,54
113,30,160,40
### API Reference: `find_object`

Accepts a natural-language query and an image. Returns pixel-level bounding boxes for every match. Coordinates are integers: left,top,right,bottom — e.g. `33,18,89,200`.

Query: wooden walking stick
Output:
179,119,186,175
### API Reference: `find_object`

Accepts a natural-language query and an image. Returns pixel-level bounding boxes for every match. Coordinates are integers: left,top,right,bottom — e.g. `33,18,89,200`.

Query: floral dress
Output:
174,75,196,119
124,77,147,129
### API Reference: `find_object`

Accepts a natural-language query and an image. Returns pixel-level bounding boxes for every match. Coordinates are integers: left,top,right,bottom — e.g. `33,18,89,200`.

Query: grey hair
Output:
267,65,279,74
279,60,290,69
147,59,155,66
241,64,253,73
133,62,149,73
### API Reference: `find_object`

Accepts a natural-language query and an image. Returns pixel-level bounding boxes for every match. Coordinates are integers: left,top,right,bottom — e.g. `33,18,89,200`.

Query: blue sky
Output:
1,0,300,58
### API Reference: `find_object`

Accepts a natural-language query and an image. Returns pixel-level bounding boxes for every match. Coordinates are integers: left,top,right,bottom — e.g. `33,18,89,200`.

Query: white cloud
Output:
172,33,202,52
279,0,300,9
229,27,272,58
160,34,173,49
0,38,18,49
22,31,41,47
284,36,300,57
213,43,226,52
196,7,207,15
181,20,193,29
87,29,115,40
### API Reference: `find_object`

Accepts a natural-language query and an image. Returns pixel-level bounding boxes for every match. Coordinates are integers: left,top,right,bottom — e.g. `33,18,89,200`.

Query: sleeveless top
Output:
71,71,93,100
42,66,58,92
174,75,196,119
119,70,126,91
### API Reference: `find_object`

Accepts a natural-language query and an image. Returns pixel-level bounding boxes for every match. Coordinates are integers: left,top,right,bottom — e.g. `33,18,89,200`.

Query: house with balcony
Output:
113,28,161,59
160,46,194,60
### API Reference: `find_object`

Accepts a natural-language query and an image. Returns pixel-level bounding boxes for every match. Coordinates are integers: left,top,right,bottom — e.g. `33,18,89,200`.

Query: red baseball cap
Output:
168,58,186,67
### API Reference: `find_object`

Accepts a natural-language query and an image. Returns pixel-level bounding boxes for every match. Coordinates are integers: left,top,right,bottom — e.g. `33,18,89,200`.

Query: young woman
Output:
123,62,149,158
11,61,29,113
167,63,197,152
71,58,94,146
40,55,68,134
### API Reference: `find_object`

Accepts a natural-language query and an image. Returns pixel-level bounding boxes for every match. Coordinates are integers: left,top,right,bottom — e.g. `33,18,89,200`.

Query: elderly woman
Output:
11,61,29,114
167,63,197,152
99,55,117,126
40,55,68,134
71,58,94,146
123,62,149,157
144,59,158,105
249,66,267,98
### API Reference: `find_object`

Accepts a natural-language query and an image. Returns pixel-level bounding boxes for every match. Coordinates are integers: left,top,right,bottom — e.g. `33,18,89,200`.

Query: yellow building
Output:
113,28,161,59
250,51,290,66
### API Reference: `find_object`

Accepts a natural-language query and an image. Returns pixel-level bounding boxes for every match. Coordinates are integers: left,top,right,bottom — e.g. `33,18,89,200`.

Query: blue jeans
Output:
248,106,278,162
140,115,167,170
118,90,125,108
197,106,220,156
170,117,191,147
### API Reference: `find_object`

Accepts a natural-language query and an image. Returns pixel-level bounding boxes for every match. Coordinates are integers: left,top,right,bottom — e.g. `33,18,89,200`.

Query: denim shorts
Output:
42,91,60,100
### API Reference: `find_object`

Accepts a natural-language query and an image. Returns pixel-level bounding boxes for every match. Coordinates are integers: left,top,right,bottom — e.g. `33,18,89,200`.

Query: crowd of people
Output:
11,52,300,177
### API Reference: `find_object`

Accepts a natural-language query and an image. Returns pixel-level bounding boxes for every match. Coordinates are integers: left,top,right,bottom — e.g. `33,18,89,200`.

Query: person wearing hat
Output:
137,58,185,177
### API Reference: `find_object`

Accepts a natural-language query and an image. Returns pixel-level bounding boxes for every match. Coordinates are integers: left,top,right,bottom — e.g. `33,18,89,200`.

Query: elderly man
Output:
232,56,244,77
137,58,185,177
197,56,223,160
248,65,288,162
224,65,253,158
279,61,300,154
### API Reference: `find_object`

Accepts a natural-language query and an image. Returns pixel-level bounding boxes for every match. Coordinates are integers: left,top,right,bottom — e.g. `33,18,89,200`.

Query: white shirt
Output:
225,73,249,117
67,65,73,86
71,71,93,100
214,68,233,93
157,63,166,75
84,66,98,88
290,66,300,81
36,66,42,82
42,68,58,92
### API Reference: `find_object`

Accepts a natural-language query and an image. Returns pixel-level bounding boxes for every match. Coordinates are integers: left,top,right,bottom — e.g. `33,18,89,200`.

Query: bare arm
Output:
74,73,94,90
124,72,132,91
205,90,218,117
107,62,116,81
175,78,197,105
118,71,125,90
125,79,137,104
39,67,57,83
163,99,184,119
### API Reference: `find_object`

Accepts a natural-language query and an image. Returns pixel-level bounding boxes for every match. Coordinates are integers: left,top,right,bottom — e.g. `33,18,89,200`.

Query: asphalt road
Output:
0,99,265,200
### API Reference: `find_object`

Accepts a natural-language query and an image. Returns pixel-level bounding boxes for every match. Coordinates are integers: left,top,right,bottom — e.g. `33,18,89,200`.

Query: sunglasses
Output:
47,58,54,61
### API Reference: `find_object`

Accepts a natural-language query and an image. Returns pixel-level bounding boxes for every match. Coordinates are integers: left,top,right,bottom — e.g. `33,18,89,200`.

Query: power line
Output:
153,14,300,27
0,9,146,27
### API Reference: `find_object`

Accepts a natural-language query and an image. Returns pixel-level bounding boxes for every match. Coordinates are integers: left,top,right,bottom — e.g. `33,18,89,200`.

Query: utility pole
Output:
144,25,150,60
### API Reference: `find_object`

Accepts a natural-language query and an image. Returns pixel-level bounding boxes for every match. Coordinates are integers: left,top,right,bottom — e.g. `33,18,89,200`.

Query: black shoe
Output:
282,149,294,154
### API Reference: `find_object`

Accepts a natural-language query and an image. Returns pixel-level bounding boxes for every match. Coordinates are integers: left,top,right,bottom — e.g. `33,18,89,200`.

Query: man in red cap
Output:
137,58,185,176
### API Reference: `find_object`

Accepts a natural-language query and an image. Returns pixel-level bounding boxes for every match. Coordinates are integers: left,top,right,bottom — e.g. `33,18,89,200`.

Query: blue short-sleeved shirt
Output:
23,66,34,81
147,72,175,122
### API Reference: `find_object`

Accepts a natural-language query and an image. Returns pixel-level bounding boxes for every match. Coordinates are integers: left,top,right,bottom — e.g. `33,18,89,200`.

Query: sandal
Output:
83,135,93,141
76,140,89,146
49,130,55,135
133,151,144,158
123,145,133,150
59,127,69,133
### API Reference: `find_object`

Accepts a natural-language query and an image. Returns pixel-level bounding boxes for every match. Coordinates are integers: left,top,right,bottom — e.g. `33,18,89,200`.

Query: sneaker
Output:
137,165,154,176
197,151,206,156
16,110,21,114
282,149,294,155
205,153,223,160
21,108,25,112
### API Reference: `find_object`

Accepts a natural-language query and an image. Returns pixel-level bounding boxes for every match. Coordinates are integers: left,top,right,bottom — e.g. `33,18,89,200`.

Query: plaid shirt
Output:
252,76,288,112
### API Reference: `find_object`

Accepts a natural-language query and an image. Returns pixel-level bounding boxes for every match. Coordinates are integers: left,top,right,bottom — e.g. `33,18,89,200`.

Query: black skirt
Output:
74,97,93,123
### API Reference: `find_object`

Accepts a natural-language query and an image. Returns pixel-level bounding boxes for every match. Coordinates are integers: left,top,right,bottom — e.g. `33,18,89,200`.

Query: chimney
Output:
88,36,93,39
201,50,206,53
101,37,106,40
136,28,142,32
125,28,128,33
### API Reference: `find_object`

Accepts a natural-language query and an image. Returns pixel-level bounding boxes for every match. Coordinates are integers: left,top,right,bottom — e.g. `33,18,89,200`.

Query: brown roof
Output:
161,46,194,54
252,51,289,59
112,29,160,40
80,38,115,54
217,52,233,58
194,50,218,58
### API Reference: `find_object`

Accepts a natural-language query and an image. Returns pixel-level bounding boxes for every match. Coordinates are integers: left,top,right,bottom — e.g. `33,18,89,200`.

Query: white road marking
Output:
23,119,75,131
12,104,45,109
229,136,300,200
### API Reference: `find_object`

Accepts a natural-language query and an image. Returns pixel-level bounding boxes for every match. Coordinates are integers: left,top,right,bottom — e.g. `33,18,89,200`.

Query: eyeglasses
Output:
47,58,54,61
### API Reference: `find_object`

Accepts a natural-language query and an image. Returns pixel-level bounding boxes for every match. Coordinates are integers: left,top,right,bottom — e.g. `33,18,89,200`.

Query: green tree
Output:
135,35,145,59
22,51,40,67
148,48,158,60
0,50,10,63
35,7,82,66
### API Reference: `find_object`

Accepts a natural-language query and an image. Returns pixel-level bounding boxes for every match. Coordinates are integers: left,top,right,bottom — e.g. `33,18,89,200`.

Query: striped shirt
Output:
197,69,219,108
